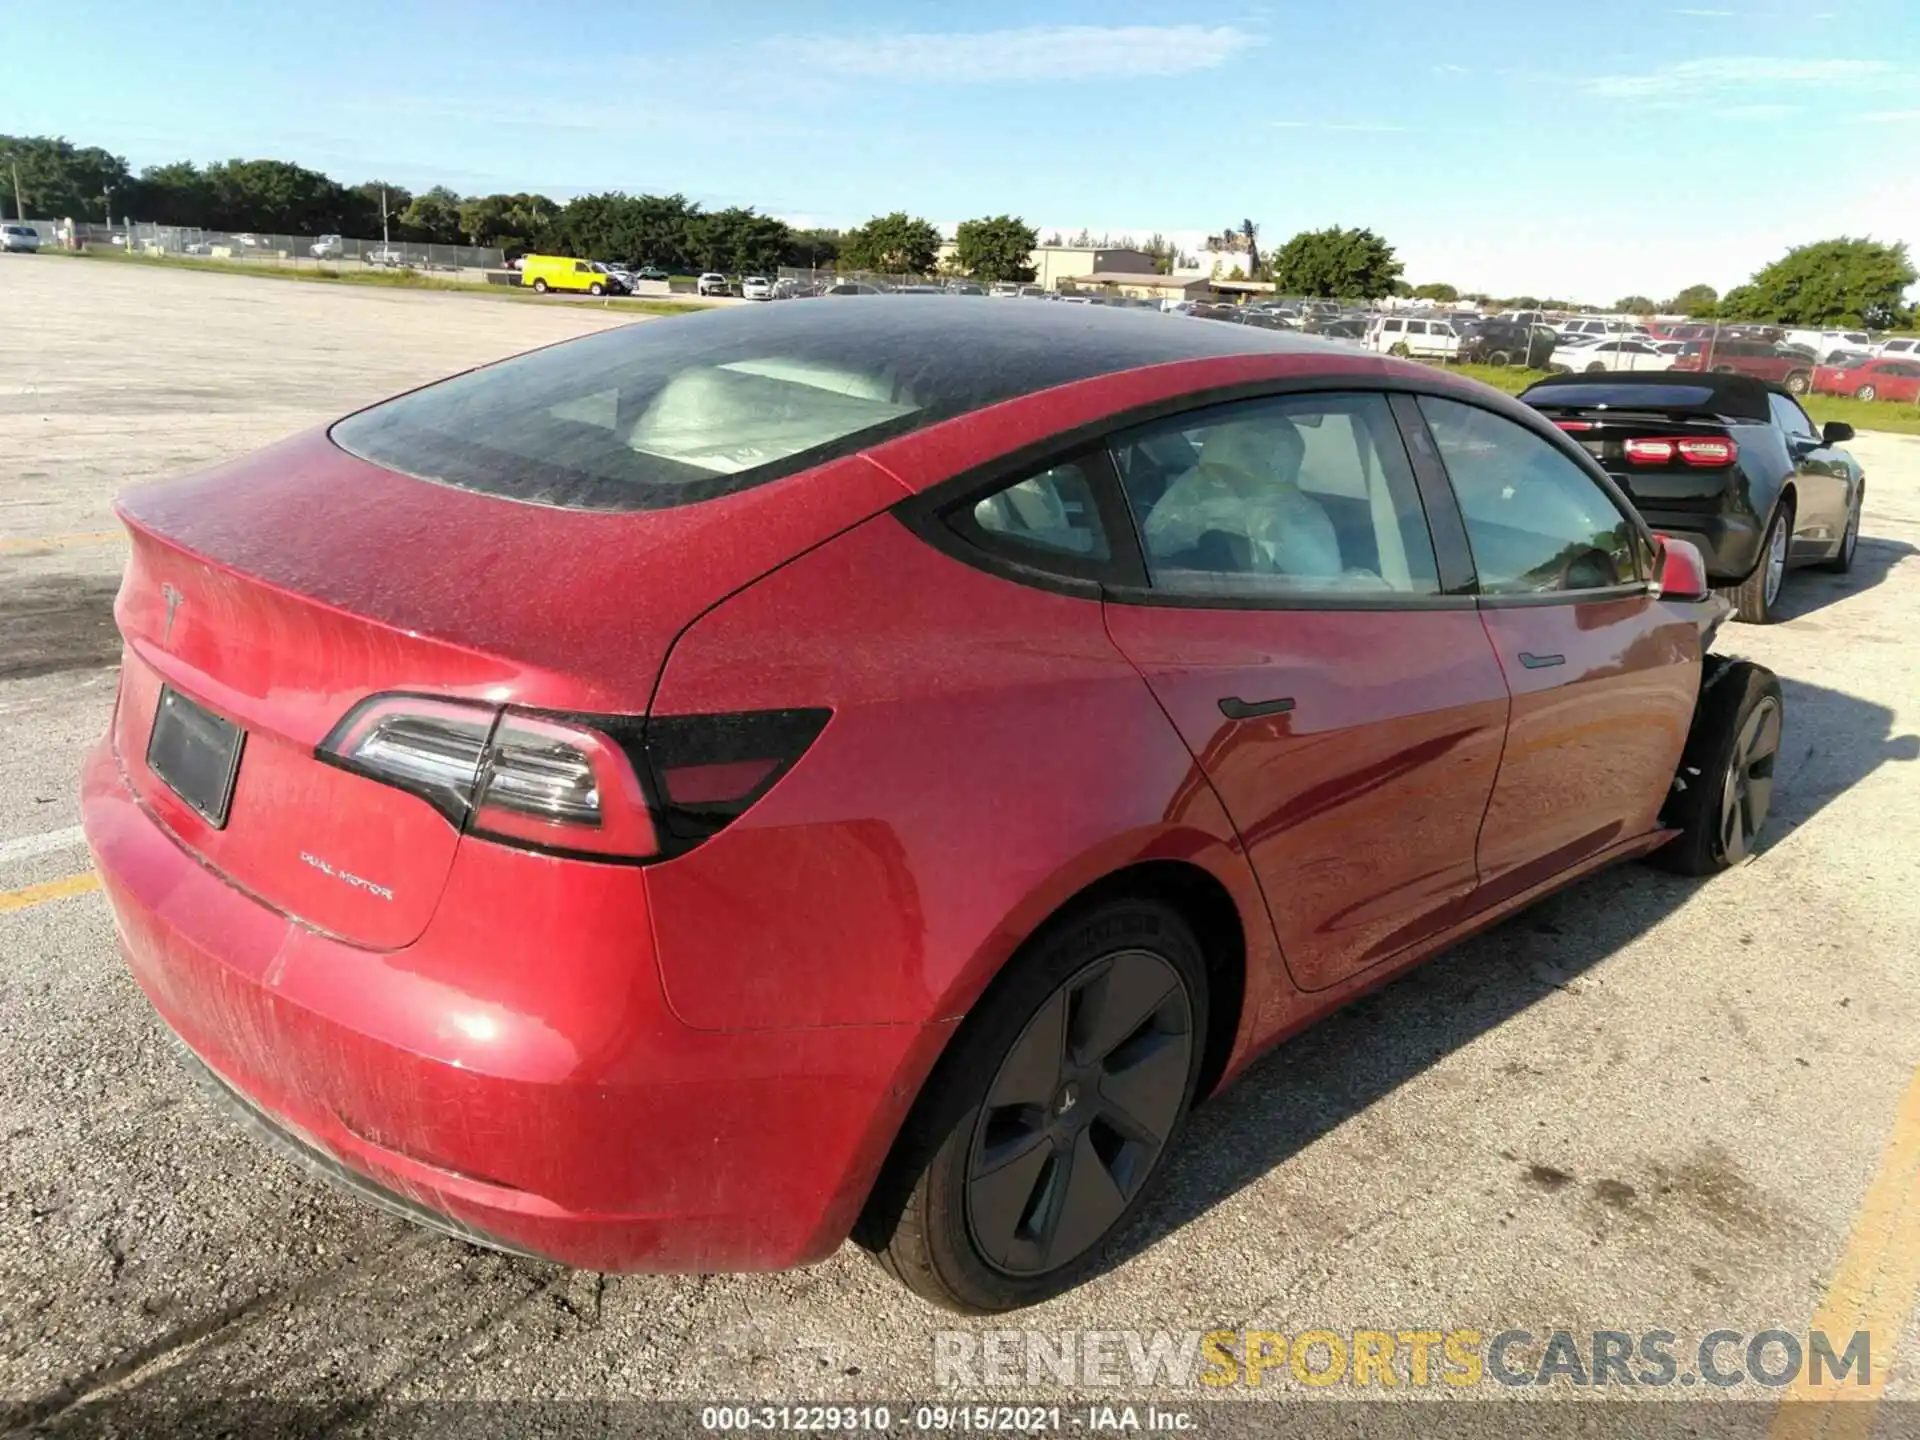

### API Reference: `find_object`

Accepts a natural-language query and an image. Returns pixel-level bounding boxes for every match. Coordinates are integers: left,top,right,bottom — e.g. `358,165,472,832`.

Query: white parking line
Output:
0,824,86,867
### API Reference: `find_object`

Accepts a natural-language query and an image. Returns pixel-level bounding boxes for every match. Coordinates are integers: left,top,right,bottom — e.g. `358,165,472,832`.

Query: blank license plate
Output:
147,687,245,827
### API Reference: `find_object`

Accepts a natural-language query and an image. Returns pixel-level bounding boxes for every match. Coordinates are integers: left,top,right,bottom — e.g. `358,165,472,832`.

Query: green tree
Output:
1270,225,1404,299
199,158,353,234
398,186,463,244
1614,295,1657,315
0,134,132,220
1411,281,1459,302
785,227,841,270
953,214,1038,282
1719,238,1917,327
1666,282,1718,317
134,161,210,227
460,192,559,255
840,211,940,275
345,181,411,239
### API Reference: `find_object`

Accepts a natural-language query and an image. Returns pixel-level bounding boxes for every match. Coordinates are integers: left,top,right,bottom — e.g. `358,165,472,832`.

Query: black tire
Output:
858,898,1208,1313
1817,482,1862,573
531,278,548,294
1652,658,1783,876
1856,384,1877,401
1718,500,1792,624
1485,349,1512,368
1585,361,1607,373
1389,342,1411,358
1786,370,1810,396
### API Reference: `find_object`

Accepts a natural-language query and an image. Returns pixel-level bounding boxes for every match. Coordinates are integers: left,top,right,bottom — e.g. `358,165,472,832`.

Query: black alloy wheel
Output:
857,898,1207,1312
1654,658,1784,875
1718,693,1782,865
965,951,1193,1277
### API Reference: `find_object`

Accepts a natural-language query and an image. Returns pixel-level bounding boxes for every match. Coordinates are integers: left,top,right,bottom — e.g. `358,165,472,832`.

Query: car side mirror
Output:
1821,420,1855,445
1652,534,1712,602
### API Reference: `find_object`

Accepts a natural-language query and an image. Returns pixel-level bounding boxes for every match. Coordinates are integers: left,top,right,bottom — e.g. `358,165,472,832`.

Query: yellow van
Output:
520,255,622,296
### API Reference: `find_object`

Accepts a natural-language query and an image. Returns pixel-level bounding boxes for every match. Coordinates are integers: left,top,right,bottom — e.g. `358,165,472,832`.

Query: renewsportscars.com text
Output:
933,1327,1873,1390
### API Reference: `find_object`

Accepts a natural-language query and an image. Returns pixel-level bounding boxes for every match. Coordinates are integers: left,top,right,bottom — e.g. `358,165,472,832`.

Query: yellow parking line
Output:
0,872,101,914
0,530,123,554
1771,1064,1920,1438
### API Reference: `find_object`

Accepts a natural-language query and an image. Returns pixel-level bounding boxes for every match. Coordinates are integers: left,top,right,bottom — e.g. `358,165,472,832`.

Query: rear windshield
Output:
331,300,1299,510
1522,383,1721,409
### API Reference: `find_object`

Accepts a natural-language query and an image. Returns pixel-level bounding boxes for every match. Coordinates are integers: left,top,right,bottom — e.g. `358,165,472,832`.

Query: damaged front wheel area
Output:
1654,656,1784,876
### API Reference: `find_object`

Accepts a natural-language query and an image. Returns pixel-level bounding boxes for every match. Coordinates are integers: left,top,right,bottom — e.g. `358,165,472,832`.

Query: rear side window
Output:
1110,393,1440,599
970,461,1109,561
1418,396,1639,594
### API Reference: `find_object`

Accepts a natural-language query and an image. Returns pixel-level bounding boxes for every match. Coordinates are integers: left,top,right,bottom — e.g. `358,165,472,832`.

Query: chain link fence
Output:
42,220,503,273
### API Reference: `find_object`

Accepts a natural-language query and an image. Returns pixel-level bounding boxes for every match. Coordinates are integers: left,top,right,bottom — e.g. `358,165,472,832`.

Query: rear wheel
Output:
531,278,548,294
860,898,1206,1313
1486,349,1512,368
1653,658,1783,875
1786,370,1810,396
1585,361,1607,373
1856,384,1877,401
1389,342,1411,358
1719,500,1792,624
589,281,605,296
1817,483,1862,573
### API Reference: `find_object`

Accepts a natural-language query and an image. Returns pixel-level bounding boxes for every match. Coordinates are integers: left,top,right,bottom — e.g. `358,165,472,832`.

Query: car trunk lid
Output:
111,428,905,949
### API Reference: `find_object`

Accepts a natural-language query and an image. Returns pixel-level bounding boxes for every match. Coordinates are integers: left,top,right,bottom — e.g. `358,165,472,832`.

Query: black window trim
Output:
893,372,1656,614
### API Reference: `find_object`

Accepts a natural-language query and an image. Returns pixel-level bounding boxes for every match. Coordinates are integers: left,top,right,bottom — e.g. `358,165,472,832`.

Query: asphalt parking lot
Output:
4,259,1920,1435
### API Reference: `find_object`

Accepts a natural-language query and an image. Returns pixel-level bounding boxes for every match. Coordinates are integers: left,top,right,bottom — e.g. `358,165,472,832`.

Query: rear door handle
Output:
1219,695,1295,719
1518,652,1566,670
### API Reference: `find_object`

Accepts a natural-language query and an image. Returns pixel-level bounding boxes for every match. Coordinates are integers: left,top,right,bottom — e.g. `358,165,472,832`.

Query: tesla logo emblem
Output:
1055,1083,1079,1116
161,583,184,643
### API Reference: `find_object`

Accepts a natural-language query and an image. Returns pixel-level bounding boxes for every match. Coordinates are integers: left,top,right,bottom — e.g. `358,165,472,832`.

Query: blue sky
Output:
5,0,1917,300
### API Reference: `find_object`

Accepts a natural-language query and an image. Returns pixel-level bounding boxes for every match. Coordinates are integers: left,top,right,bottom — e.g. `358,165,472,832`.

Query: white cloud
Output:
1864,109,1920,122
1585,56,1896,99
1709,102,1803,119
1674,8,1735,15
1271,121,1408,132
779,24,1259,82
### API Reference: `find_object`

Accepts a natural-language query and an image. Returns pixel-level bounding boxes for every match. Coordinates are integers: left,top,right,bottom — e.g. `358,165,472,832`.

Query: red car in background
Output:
1671,338,1815,395
1812,356,1920,402
83,302,1781,1312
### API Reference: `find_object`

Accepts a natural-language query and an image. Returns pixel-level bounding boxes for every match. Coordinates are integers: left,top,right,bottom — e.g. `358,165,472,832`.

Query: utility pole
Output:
382,185,391,249
9,159,22,222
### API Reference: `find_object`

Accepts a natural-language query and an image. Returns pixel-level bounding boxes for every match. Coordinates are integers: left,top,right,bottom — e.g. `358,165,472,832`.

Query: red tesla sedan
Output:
83,301,1780,1311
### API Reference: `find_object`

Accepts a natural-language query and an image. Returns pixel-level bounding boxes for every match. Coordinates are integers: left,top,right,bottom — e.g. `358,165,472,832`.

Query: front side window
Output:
1417,396,1639,595
1110,394,1440,599
1768,393,1817,440
969,460,1109,561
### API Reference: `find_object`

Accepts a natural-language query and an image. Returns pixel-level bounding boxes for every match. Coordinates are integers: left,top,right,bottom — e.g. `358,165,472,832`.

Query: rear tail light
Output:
1623,436,1738,467
1553,420,1595,432
319,696,828,862
1676,437,1737,466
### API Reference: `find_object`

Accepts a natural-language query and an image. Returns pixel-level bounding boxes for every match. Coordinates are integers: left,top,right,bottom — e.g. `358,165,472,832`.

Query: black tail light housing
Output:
320,698,829,863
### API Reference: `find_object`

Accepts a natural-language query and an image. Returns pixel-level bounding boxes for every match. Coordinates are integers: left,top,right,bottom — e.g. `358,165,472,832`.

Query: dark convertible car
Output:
1519,372,1863,623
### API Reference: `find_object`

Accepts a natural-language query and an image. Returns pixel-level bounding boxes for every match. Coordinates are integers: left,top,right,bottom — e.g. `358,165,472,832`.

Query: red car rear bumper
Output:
81,736,948,1273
